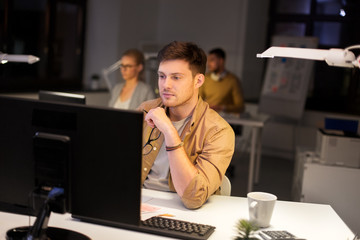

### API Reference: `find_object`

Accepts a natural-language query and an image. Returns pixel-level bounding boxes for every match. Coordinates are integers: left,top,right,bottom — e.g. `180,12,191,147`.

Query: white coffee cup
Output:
247,192,277,228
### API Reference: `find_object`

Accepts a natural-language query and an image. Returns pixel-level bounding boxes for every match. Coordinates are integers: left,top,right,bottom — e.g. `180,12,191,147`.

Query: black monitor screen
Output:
39,90,86,104
0,95,143,227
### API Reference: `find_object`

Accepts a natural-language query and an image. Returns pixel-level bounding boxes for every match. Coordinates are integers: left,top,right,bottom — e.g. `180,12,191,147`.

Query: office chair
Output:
220,175,231,196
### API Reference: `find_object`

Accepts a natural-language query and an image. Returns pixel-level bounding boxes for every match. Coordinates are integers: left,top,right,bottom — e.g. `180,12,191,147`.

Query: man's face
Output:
158,59,198,108
207,54,222,73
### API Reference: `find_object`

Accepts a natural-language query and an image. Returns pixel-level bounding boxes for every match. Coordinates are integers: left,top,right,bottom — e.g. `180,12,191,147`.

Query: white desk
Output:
0,189,354,240
223,113,268,192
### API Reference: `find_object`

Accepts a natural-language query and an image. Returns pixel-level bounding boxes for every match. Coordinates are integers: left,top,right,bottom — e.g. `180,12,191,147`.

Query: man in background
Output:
200,48,245,114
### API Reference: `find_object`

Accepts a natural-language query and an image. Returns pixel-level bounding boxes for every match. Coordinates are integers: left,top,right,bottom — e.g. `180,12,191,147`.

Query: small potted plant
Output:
234,219,259,240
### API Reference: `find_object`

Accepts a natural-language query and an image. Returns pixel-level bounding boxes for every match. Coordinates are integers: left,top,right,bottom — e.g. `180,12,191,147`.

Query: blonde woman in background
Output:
108,49,155,109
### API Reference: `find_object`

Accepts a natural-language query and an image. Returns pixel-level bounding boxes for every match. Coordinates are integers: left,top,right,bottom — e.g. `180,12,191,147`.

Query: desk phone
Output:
259,230,306,240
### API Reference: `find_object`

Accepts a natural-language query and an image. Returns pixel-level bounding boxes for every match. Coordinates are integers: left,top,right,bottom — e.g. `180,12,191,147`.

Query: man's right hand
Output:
144,107,181,148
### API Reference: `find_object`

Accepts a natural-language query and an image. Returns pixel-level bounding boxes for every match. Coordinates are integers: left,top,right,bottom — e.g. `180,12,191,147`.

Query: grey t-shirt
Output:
143,116,191,191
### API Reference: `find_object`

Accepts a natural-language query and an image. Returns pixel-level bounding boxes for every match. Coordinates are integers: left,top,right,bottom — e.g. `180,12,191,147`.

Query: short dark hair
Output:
209,48,226,60
157,41,207,76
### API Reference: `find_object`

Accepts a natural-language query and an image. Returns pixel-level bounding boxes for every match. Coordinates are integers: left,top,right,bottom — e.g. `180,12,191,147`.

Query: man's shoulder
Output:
197,107,235,143
201,105,232,131
224,71,239,81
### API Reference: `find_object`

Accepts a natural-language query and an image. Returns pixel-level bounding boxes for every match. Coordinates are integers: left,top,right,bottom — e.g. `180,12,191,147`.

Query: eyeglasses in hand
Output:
143,127,161,155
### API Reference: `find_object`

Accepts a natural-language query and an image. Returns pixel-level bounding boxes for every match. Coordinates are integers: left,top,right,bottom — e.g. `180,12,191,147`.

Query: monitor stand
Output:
6,196,90,240
6,226,90,240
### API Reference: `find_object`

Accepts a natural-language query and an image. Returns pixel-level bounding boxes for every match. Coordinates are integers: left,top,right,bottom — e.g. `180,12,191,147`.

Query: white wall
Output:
156,0,246,68
83,0,122,90
117,0,160,54
242,0,270,99
83,0,269,99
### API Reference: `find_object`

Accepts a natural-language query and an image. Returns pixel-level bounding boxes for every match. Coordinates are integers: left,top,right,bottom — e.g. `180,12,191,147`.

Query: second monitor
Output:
39,90,86,104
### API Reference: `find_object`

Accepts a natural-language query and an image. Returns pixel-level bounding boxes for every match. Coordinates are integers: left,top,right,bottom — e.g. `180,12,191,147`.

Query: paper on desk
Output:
141,195,153,203
141,203,161,213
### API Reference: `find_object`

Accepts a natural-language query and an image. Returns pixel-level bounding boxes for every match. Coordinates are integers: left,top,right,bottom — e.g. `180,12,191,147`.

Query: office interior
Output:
1,0,360,236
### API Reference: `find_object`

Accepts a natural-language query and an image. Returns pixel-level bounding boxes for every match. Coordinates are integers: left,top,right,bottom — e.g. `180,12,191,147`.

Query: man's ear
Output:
195,74,205,88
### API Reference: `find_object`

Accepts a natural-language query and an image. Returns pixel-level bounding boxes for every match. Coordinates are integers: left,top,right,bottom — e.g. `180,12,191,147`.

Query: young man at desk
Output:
138,41,235,209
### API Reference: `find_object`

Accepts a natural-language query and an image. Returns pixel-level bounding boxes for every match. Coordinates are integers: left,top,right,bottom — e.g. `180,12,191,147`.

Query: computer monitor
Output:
39,90,86,104
0,95,143,236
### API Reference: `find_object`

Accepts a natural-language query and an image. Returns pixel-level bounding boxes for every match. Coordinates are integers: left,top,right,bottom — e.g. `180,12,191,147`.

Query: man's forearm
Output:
168,147,198,197
161,124,198,197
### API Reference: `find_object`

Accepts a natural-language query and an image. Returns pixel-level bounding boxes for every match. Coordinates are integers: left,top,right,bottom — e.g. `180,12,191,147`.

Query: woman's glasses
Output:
119,64,136,70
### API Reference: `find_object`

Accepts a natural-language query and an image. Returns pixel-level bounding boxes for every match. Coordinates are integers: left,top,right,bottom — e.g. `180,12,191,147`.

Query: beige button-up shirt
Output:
138,97,235,209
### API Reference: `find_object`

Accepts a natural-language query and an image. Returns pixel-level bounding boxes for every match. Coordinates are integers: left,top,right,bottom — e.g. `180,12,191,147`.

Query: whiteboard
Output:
259,36,318,119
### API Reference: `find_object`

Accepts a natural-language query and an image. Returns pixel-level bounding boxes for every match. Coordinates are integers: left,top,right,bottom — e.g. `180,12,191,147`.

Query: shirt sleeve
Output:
180,123,235,209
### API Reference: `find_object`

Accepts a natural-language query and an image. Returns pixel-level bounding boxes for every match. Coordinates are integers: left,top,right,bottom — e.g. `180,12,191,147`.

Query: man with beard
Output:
200,48,244,114
138,41,235,209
